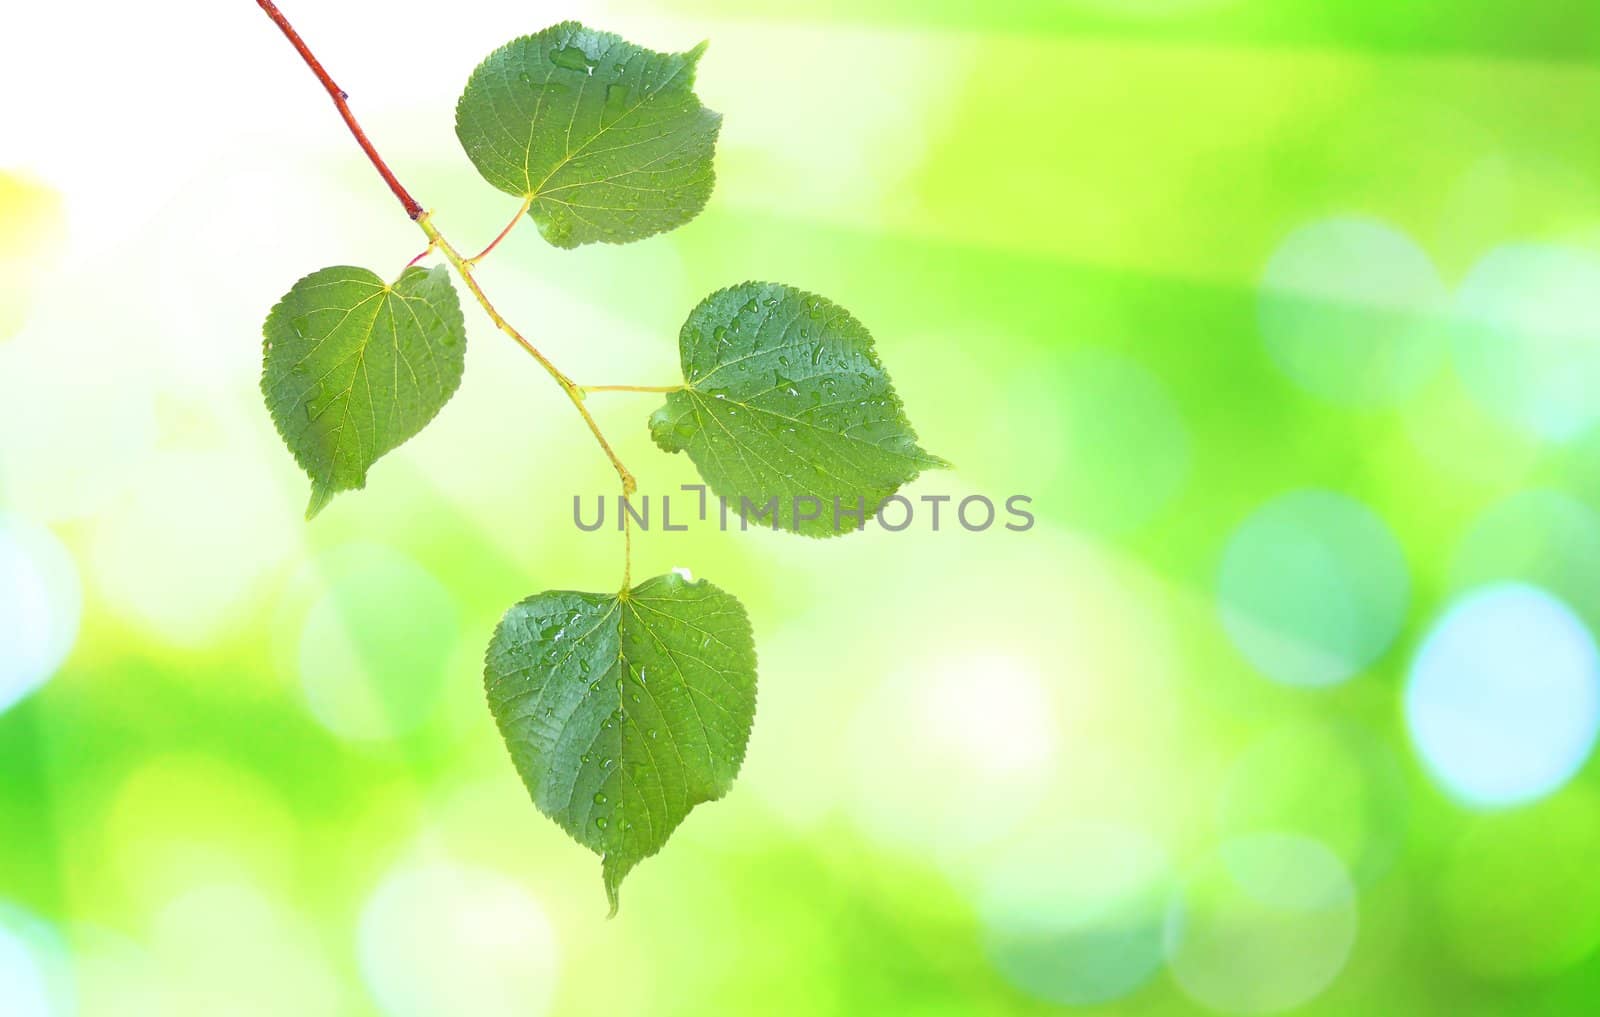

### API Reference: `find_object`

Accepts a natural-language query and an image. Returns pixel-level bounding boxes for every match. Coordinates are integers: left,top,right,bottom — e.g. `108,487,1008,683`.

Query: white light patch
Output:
705,24,970,228
357,860,558,1017
0,312,157,522
88,450,298,648
0,515,80,716
150,161,360,394
1407,584,1600,808
848,651,1058,859
927,653,1057,775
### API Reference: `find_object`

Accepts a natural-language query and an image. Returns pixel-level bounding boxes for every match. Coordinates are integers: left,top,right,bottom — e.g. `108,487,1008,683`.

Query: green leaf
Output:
485,573,757,914
261,265,466,518
454,22,721,249
649,282,948,537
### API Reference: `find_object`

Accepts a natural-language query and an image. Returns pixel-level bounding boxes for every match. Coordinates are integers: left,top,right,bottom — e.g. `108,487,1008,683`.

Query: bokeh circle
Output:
1259,217,1447,406
977,822,1173,1005
1218,491,1409,687
0,514,80,716
1165,833,1358,1014
1406,583,1600,808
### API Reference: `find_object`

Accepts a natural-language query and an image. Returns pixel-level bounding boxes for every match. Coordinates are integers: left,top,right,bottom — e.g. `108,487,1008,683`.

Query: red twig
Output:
254,0,424,219
469,199,530,263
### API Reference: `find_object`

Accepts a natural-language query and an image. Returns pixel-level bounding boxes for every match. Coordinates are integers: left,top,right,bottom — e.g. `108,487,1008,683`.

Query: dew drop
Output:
602,82,631,120
551,46,595,73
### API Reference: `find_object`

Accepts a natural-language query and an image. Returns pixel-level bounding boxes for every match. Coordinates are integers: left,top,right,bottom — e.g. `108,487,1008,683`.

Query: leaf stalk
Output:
466,194,535,265
416,212,639,502
581,384,684,395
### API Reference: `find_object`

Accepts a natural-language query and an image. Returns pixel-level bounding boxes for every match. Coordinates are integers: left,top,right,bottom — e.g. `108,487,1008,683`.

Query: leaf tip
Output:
686,39,710,63
603,863,622,918
305,484,335,520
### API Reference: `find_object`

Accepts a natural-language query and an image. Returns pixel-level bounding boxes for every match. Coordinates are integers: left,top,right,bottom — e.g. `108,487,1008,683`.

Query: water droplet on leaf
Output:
551,45,595,73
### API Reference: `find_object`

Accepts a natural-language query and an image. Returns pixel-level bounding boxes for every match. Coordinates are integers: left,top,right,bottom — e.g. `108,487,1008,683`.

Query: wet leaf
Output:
650,282,947,536
485,573,757,913
455,22,721,248
261,265,465,517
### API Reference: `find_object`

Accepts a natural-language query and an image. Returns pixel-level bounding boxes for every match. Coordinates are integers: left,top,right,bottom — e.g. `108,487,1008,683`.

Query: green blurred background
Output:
6,0,1600,1013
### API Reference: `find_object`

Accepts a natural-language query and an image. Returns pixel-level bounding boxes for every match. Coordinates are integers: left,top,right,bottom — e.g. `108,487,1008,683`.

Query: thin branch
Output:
582,384,683,395
418,215,639,501
404,243,435,269
254,0,424,219
623,510,633,589
469,195,535,264
253,0,638,587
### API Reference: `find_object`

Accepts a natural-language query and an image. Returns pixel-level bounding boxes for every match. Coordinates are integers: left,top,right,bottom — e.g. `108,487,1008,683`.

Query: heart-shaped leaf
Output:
455,22,721,249
261,265,466,517
649,282,947,537
485,572,757,913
